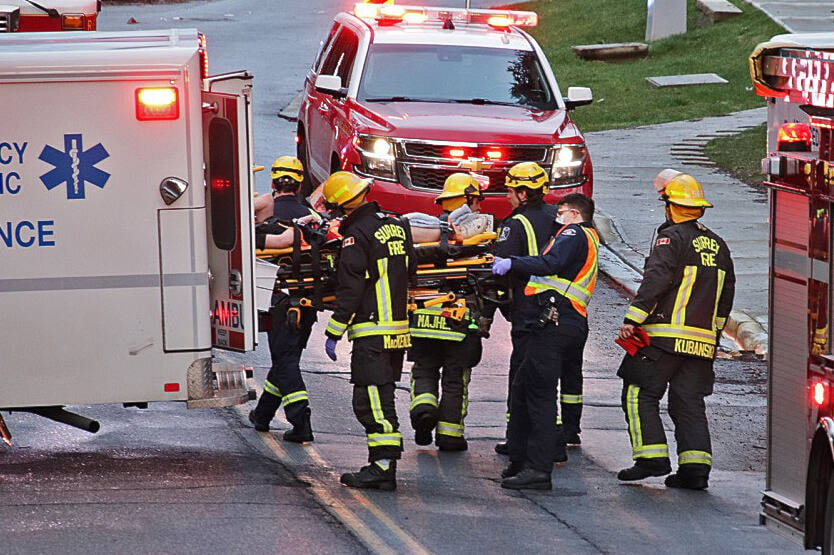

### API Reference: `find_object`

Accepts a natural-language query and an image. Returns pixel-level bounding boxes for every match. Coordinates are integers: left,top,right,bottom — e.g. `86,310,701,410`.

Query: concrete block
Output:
646,73,729,87
571,42,649,61
645,0,686,41
697,0,743,26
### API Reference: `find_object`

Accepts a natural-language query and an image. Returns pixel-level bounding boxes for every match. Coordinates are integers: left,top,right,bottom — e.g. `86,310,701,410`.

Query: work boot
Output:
494,441,509,455
283,411,314,443
248,410,270,432
665,473,709,490
553,449,568,464
501,462,524,479
436,435,468,452
340,461,397,491
501,468,552,490
617,460,672,482
413,412,435,446
566,432,581,446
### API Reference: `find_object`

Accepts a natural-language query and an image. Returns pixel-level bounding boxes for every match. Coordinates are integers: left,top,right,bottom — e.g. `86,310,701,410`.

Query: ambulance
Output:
750,33,834,552
0,30,258,438
0,0,99,32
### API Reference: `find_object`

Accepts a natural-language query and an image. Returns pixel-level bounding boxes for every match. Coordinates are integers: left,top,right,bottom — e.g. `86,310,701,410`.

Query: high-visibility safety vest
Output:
524,226,599,318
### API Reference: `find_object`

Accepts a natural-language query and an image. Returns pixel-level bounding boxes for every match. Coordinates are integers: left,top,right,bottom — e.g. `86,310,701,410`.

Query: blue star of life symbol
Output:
39,134,110,200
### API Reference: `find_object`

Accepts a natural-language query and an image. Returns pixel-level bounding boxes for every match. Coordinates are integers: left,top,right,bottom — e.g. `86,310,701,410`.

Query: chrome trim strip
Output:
0,272,208,293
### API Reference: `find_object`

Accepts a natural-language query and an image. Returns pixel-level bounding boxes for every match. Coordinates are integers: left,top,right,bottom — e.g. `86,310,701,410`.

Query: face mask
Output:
555,215,566,226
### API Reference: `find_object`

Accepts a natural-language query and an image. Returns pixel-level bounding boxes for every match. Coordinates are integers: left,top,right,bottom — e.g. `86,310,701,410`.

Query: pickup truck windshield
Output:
357,44,558,110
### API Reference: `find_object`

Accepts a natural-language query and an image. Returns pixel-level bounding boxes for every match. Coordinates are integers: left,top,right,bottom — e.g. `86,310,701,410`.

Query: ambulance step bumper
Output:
186,358,254,409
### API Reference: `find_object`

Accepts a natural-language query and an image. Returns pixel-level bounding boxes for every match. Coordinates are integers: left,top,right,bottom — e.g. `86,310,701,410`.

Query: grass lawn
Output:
518,0,783,132
703,123,767,187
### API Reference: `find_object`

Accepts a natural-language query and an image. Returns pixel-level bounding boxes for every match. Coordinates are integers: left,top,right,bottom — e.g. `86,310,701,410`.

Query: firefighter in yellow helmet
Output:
616,171,735,490
322,171,417,490
490,162,559,458
249,155,319,443
408,173,486,451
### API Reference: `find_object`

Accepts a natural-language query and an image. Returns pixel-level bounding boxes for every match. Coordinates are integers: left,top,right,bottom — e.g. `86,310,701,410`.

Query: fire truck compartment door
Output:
203,77,256,352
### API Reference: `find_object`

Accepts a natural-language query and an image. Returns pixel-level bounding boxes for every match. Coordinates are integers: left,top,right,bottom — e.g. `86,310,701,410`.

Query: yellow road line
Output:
238,404,429,554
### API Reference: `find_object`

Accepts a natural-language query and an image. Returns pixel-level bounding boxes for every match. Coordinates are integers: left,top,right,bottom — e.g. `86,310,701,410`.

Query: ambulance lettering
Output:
212,299,245,331
39,134,110,200
0,141,27,194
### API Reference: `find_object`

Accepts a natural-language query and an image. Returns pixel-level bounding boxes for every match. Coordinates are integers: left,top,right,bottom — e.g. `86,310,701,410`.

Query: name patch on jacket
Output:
383,334,411,350
374,223,407,256
674,338,714,358
415,313,454,331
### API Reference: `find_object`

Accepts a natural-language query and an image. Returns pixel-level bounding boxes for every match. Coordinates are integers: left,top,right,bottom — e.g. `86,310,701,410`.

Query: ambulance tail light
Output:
812,381,827,408
777,123,812,152
135,87,179,121
198,33,209,80
61,13,86,30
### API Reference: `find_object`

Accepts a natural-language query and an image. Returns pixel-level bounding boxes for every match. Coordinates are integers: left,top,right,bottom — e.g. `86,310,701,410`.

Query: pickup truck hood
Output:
351,101,583,143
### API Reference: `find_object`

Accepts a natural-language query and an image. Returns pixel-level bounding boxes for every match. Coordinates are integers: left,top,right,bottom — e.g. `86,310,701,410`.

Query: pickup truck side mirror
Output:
315,74,347,98
564,86,593,110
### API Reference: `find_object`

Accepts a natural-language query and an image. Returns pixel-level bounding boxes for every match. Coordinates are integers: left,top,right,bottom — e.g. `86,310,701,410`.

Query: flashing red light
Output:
486,149,503,160
777,122,812,152
449,148,466,158
813,382,826,407
211,177,232,191
135,87,179,121
198,33,209,80
164,383,180,392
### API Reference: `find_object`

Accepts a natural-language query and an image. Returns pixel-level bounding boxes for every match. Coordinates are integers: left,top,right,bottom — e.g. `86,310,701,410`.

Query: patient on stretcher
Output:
403,204,493,244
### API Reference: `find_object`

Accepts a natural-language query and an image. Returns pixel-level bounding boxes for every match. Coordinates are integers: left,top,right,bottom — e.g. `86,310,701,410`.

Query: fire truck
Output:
0,29,258,440
750,33,834,552
0,0,99,31
297,3,593,220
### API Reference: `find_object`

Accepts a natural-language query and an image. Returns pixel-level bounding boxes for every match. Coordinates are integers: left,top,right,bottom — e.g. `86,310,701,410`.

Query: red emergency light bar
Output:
135,87,179,121
353,3,537,27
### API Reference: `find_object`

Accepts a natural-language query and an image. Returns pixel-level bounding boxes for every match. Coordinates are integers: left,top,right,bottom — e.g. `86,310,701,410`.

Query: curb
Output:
593,211,768,358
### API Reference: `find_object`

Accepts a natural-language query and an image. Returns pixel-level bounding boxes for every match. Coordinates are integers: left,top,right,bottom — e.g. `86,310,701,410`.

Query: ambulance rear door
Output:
203,72,256,352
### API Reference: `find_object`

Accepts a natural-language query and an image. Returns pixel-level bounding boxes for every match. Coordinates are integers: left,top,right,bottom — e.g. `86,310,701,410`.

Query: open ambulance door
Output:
203,72,257,352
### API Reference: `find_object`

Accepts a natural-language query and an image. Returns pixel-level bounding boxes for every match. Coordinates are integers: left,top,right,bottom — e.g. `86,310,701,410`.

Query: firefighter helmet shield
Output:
435,173,483,204
323,171,371,209
271,156,305,182
661,173,712,208
505,162,548,190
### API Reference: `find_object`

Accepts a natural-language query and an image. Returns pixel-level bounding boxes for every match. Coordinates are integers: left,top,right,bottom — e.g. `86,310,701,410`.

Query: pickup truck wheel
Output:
825,469,834,555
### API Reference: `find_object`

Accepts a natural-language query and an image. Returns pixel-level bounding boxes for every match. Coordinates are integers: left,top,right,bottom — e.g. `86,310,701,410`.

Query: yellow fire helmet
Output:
661,173,713,208
322,171,372,209
505,161,548,190
435,173,483,204
270,156,305,182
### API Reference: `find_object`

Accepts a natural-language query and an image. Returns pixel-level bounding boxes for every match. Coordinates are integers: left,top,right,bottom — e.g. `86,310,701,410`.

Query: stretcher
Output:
254,219,507,324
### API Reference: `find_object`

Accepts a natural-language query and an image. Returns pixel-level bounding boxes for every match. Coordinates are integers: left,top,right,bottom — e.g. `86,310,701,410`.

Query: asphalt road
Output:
0,0,806,553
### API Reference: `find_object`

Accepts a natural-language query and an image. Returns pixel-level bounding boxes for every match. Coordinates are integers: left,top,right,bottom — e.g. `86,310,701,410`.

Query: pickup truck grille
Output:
408,167,510,194
397,141,551,195
404,143,548,162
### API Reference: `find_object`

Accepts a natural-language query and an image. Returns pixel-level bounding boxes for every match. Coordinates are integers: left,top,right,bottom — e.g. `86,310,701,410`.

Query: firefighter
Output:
616,172,735,490
249,156,319,443
492,193,598,489
322,171,417,490
489,162,557,456
409,173,485,451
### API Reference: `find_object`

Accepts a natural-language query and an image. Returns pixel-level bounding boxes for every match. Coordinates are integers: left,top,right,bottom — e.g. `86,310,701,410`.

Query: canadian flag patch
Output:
656,237,671,246
343,236,355,247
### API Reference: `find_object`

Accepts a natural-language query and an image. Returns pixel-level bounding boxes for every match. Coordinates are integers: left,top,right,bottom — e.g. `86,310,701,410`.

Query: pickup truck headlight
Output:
355,135,396,180
549,144,587,187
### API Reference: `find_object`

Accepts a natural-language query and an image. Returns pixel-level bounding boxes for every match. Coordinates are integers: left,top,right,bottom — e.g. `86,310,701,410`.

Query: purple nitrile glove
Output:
325,337,338,361
492,256,512,276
